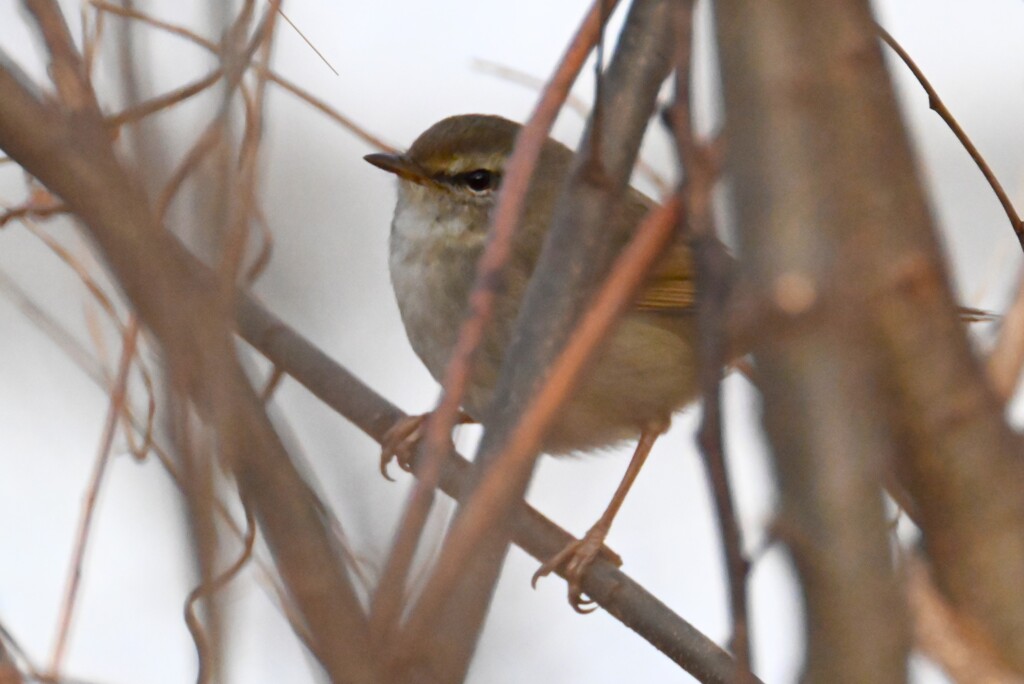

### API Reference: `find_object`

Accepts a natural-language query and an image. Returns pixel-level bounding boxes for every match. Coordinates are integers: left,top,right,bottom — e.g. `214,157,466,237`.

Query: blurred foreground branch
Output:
393,0,683,680
718,0,1024,678
3,2,374,681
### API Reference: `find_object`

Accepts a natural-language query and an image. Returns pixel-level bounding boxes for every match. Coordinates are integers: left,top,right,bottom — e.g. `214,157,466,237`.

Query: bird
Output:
365,113,703,611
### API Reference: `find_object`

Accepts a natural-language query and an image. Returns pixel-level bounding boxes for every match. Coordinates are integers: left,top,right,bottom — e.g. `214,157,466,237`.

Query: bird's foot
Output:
379,411,474,480
531,526,622,614
379,415,427,480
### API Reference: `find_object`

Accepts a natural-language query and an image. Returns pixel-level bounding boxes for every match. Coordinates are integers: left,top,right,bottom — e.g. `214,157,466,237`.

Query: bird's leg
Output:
379,411,475,480
532,424,665,613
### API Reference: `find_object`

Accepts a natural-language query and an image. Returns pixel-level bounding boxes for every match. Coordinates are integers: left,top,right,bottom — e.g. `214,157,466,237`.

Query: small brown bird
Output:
366,114,701,611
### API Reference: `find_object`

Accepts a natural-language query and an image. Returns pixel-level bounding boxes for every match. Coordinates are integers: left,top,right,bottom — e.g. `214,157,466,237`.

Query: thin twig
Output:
18,218,159,461
0,200,68,227
156,122,223,220
217,2,281,294
106,68,223,129
274,5,338,76
184,504,257,684
667,2,752,677
472,57,671,196
94,0,394,152
244,208,275,284
0,267,105,382
48,318,140,676
90,1,218,51
877,23,1024,251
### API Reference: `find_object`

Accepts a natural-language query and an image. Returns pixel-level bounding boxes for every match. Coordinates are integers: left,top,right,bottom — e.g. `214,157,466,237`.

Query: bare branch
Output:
0,7,376,681
716,1,912,680
368,0,623,650
48,319,139,676
399,0,681,680
665,3,751,677
229,262,756,684
877,24,1024,251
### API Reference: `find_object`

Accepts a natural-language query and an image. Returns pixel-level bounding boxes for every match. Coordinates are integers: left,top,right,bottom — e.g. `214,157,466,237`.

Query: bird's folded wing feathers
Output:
633,242,698,314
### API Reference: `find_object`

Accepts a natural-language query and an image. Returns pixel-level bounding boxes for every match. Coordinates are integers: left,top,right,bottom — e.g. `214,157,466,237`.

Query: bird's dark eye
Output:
460,169,498,193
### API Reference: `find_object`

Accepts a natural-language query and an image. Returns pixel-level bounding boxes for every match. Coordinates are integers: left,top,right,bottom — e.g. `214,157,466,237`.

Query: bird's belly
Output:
540,314,699,455
389,250,469,383
389,206,698,454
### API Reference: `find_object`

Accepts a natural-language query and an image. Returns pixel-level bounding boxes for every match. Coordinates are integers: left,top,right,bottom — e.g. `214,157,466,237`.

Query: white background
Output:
1,1,1022,682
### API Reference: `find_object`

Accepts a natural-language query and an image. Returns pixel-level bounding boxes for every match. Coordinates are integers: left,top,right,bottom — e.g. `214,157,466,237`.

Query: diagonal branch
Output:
0,44,763,679
227,229,759,684
369,0,623,647
398,0,682,680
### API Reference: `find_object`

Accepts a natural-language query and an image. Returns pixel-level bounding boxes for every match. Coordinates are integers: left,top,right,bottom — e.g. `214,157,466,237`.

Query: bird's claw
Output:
379,414,427,481
378,411,475,480
531,531,622,614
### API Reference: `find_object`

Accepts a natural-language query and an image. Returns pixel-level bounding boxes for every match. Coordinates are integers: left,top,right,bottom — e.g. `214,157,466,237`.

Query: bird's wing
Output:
633,241,698,314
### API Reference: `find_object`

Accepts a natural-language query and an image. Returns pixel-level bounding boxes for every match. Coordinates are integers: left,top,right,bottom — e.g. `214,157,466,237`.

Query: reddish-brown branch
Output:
400,195,683,648
106,68,223,129
0,200,67,227
91,1,218,51
368,0,623,646
399,2,681,679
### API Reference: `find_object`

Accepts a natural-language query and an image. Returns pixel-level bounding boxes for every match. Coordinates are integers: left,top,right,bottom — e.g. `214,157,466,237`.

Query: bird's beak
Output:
364,153,432,185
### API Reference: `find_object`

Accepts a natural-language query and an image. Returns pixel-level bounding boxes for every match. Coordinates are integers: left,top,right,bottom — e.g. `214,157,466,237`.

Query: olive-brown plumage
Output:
368,114,700,455
366,114,701,610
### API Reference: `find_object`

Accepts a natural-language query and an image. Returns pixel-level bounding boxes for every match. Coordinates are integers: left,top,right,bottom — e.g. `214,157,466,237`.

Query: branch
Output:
0,6,375,681
877,24,1024,251
369,0,622,643
716,1,912,680
0,44,762,683
399,0,681,679
228,236,758,684
665,4,751,678
49,319,139,676
907,553,1024,684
